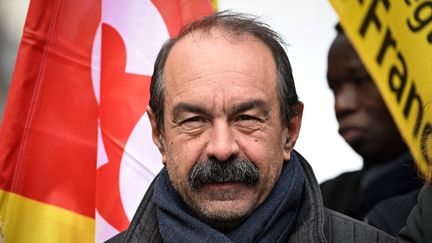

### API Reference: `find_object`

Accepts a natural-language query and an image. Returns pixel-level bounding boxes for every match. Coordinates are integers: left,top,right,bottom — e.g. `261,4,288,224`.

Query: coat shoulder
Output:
323,208,396,243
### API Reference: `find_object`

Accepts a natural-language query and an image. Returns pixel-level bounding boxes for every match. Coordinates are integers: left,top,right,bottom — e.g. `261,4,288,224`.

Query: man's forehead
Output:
161,28,279,116
167,28,270,64
175,27,258,48
172,98,271,117
163,29,276,83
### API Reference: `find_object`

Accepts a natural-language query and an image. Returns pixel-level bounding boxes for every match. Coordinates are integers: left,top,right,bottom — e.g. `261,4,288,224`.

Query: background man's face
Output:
149,30,299,226
327,34,405,163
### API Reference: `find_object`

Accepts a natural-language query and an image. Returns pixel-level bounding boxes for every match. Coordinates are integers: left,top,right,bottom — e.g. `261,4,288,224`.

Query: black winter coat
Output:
320,155,422,221
398,183,432,243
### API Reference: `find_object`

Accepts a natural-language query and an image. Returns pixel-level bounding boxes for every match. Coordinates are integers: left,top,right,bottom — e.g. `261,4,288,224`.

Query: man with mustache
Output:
320,24,422,233
107,12,395,242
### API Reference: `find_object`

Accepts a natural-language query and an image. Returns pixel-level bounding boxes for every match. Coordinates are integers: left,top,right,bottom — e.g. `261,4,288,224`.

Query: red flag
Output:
0,0,214,242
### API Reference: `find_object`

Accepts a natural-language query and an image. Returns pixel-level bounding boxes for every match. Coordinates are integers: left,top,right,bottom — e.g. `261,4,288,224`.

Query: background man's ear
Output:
283,102,304,161
146,107,167,165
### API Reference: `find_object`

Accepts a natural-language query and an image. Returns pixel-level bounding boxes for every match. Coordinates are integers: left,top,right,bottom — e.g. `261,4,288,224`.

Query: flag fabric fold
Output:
0,0,214,242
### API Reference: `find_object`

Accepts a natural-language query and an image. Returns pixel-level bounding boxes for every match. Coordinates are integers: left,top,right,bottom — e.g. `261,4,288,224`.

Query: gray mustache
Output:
188,158,261,190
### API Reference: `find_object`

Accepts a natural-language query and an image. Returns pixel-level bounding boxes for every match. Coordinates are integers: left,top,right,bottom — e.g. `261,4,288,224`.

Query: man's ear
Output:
146,106,167,165
283,102,304,161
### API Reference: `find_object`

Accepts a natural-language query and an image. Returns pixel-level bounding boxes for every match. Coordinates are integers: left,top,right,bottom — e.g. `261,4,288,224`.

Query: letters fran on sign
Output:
331,0,432,179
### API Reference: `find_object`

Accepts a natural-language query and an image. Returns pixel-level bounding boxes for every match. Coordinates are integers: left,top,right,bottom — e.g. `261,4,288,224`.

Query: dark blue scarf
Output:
153,153,304,243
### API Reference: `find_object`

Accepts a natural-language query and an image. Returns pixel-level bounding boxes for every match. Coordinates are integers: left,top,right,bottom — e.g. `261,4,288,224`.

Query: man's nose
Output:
205,121,240,161
335,83,358,119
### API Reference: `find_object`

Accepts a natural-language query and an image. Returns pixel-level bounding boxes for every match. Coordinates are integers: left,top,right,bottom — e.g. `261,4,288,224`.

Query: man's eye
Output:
236,115,264,123
237,115,257,121
177,116,208,135
235,114,263,132
181,116,204,124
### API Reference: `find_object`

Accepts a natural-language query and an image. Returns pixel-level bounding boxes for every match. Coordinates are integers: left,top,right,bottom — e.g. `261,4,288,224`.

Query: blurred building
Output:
0,1,30,123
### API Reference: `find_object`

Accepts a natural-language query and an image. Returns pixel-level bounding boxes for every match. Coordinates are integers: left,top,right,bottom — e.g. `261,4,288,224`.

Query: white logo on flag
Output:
91,0,167,241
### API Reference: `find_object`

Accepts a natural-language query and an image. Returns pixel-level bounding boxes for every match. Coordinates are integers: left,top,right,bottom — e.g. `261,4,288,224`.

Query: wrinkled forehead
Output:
164,28,278,89
167,28,273,63
176,27,261,49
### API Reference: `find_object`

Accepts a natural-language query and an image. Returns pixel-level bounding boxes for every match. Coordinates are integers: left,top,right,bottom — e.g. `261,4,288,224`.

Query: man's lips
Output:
208,181,242,186
203,181,246,189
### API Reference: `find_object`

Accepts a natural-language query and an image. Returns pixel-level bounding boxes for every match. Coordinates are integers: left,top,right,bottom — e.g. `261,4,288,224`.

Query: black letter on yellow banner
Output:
389,52,408,103
360,0,390,37
404,83,424,138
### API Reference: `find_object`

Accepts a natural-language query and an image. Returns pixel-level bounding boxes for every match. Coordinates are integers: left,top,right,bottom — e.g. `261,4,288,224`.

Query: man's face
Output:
327,34,405,163
148,30,302,227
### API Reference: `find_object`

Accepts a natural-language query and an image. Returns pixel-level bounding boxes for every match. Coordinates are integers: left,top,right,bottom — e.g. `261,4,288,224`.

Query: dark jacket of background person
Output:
107,152,396,243
320,153,422,221
397,183,432,243
367,189,420,236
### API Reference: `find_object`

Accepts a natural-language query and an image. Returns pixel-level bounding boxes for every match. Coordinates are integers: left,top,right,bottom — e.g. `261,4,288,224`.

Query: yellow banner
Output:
330,0,432,181
212,0,218,10
0,190,95,243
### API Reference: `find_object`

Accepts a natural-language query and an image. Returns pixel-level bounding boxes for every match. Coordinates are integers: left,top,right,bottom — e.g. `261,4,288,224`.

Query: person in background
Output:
107,13,395,242
320,23,423,230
